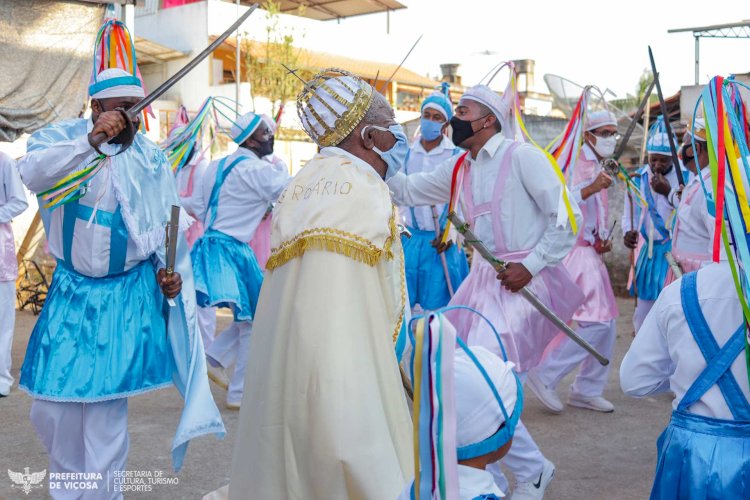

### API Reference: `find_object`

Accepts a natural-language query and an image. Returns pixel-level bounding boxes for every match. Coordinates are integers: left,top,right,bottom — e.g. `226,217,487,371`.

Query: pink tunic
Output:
446,144,584,372
563,154,618,322
249,215,272,270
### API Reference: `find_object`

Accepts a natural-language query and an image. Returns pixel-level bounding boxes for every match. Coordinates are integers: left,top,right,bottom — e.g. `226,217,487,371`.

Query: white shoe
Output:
568,394,614,413
512,458,555,500
207,362,229,390
526,370,563,413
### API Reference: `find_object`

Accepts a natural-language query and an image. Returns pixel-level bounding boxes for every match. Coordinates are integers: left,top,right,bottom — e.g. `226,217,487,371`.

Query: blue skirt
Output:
20,260,173,402
651,410,750,499
402,229,469,310
191,229,264,322
630,239,671,301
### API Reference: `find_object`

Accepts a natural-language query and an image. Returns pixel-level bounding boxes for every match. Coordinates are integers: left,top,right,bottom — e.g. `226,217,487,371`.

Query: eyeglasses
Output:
591,130,620,140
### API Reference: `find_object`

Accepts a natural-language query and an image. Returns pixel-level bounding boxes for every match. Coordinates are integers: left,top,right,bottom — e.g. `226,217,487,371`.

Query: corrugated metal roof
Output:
219,36,442,89
134,36,188,65
228,0,406,21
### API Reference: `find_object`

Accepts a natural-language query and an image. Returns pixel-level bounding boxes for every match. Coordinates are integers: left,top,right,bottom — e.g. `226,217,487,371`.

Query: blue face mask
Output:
420,118,444,141
362,124,409,180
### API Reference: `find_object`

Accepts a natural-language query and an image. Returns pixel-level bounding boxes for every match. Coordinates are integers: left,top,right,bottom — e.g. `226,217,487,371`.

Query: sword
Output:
665,251,683,279
164,205,180,307
377,34,423,94
89,4,259,150
648,46,685,187
448,212,610,366
431,206,455,297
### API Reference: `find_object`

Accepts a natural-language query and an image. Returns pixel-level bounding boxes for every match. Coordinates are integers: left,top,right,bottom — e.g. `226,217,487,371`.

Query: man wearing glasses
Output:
527,110,619,414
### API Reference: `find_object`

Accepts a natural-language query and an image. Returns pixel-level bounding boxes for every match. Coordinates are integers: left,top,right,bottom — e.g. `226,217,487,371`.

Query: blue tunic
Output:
650,272,750,499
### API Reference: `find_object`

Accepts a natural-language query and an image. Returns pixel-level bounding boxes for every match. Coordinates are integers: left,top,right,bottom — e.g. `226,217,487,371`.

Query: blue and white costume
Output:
17,113,224,495
621,262,750,499
400,91,468,312
622,117,683,332
192,111,290,406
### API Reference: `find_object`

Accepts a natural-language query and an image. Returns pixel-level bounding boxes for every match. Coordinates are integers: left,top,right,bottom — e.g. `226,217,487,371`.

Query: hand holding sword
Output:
159,205,182,306
447,211,610,366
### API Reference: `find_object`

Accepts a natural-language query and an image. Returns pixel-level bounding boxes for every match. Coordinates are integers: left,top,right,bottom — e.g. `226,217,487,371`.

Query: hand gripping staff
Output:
447,211,610,366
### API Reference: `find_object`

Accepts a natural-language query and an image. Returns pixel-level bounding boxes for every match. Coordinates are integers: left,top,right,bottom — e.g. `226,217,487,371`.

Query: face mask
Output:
361,124,409,179
420,118,444,142
253,136,274,157
449,115,488,147
592,135,616,158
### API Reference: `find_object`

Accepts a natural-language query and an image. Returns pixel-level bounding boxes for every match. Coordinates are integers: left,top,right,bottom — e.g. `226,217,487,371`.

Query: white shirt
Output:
199,147,290,242
400,136,460,232
175,156,211,219
672,167,713,258
0,152,28,224
620,262,750,420
396,465,505,500
621,164,679,235
387,133,582,275
18,121,152,277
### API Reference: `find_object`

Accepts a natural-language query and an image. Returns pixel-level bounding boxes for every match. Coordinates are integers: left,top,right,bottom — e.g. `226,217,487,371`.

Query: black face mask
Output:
449,114,488,147
253,136,274,157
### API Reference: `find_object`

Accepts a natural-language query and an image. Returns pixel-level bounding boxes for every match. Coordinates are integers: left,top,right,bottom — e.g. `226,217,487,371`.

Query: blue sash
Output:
680,272,750,420
61,198,128,275
204,155,249,229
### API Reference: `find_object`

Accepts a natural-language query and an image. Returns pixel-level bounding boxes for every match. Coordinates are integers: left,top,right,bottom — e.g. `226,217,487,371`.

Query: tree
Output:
244,1,310,123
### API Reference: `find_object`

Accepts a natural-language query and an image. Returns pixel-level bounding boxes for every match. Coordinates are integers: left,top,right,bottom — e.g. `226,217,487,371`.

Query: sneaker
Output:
207,362,229,391
526,370,563,414
511,458,555,500
568,394,614,413
225,400,241,410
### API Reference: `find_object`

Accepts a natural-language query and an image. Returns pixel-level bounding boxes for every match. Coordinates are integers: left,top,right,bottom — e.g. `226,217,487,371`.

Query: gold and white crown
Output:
296,68,374,147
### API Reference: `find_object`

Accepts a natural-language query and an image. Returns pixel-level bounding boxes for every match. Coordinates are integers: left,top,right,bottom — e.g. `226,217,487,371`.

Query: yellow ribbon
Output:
412,318,425,500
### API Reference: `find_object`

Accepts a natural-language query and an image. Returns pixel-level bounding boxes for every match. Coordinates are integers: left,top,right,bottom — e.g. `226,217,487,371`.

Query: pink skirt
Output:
185,219,205,250
446,256,584,372
563,243,618,322
249,216,272,270
664,251,708,286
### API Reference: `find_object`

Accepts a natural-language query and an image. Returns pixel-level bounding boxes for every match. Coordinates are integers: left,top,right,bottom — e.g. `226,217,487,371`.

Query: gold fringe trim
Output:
392,248,406,344
267,206,401,271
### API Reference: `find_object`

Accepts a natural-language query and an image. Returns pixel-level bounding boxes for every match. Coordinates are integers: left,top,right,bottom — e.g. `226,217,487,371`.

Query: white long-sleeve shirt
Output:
0,152,27,224
569,144,611,244
399,135,461,232
18,120,154,277
621,164,679,236
387,132,582,275
672,167,713,259
620,262,749,420
199,147,290,242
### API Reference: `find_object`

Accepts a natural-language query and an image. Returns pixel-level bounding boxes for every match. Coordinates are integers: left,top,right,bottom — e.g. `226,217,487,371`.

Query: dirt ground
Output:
0,297,671,499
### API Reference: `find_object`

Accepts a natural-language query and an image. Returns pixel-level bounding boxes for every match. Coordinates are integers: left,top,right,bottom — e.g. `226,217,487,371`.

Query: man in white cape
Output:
211,69,413,499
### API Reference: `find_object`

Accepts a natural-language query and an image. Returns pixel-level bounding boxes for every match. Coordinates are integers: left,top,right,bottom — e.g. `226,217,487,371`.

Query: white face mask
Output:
592,136,616,158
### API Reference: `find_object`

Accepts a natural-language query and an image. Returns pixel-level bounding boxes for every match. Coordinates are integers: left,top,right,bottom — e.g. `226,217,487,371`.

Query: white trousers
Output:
0,281,15,395
486,372,544,487
197,306,217,350
205,319,253,404
633,299,655,334
534,320,616,397
30,399,129,500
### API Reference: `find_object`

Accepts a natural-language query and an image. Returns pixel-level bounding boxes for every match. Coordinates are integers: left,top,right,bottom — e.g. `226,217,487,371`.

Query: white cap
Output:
89,68,145,100
585,110,617,132
455,346,518,449
230,111,262,145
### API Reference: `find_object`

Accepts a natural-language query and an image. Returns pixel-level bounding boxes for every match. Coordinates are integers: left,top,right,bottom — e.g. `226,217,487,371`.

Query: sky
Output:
258,0,750,99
